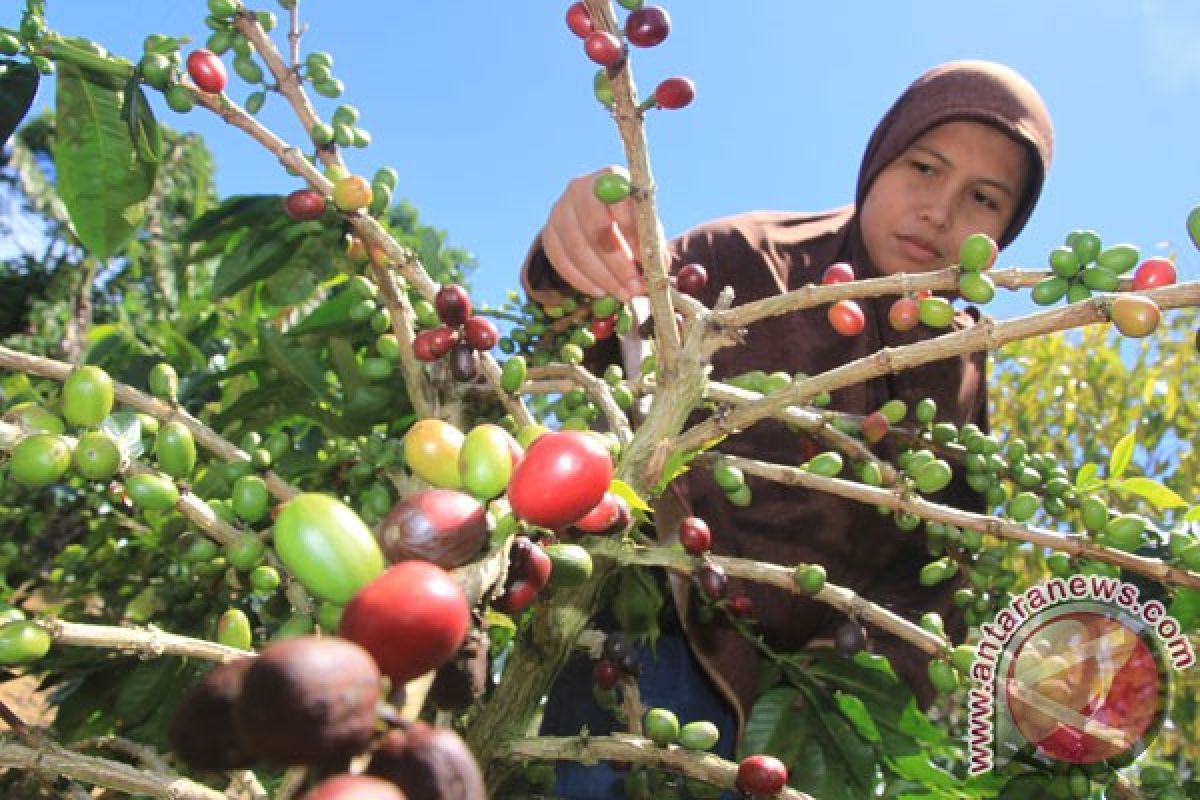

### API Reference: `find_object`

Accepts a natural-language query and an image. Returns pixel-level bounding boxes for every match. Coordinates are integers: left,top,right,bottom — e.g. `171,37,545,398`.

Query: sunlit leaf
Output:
1114,477,1188,510
1108,431,1136,479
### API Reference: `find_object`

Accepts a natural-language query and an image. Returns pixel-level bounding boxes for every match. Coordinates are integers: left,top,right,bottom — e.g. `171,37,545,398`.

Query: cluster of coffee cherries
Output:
820,264,963,339
409,284,500,382
168,634,485,800
1034,229,1177,338
564,2,695,114
674,516,762,622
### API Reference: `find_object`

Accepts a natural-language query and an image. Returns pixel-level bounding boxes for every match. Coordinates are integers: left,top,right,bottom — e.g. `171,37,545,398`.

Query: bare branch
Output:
504,734,815,800
0,345,299,503
675,283,1200,460
0,740,226,800
583,0,681,377
723,453,1200,590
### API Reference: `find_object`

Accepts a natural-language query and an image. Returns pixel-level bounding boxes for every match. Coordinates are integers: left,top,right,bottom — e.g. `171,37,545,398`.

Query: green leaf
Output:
1113,477,1187,510
0,59,39,144
287,287,362,336
257,320,334,402
1185,506,1200,523
886,752,961,790
833,691,881,743
212,222,307,298
53,62,156,259
1108,431,1136,479
611,566,663,652
608,478,651,514
1074,461,1099,489
1167,588,1200,633
327,336,364,399
180,194,284,243
121,80,162,164
740,686,801,759
114,659,173,723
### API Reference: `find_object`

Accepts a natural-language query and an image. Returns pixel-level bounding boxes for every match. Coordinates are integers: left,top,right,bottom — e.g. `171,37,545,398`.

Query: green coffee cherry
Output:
793,563,826,596
1031,275,1069,306
919,557,959,586
880,399,907,425
593,172,632,204
216,608,253,650
805,451,844,478
928,659,959,693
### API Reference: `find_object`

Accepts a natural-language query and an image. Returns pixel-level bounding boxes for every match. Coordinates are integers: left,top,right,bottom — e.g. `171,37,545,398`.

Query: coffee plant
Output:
0,1,1198,798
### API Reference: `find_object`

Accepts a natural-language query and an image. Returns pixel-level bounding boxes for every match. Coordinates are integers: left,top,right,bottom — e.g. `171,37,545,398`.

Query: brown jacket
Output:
523,207,988,733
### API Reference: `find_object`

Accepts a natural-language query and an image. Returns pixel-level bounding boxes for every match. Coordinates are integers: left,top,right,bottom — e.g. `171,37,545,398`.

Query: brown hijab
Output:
522,60,1054,737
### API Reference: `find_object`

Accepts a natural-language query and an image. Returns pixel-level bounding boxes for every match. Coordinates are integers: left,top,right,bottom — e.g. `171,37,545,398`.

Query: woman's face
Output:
859,119,1029,275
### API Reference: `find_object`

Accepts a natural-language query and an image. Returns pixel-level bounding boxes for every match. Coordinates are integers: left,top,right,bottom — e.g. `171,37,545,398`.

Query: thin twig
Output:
583,0,681,378
526,364,633,444
722,454,1200,590
0,740,226,800
676,283,1200,460
503,733,815,799
591,538,944,656
0,345,299,502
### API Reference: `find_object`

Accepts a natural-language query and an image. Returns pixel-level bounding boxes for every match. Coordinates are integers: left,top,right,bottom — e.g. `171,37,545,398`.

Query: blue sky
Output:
12,2,1200,317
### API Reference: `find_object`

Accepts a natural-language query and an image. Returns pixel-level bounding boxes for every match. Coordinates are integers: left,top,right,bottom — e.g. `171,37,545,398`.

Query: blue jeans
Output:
540,611,737,799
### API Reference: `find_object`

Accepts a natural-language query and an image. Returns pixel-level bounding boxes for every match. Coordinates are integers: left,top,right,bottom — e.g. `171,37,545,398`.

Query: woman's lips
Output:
896,234,941,263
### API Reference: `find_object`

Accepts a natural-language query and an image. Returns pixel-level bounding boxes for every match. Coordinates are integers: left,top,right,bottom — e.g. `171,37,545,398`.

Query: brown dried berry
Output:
834,620,867,657
233,636,381,767
449,342,478,382
694,563,728,601
428,627,491,712
168,657,255,771
367,723,486,800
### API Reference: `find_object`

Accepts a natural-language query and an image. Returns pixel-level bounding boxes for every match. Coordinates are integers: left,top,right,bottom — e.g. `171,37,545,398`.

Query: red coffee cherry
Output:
584,31,624,66
565,2,593,38
678,516,712,555
654,76,695,110
187,49,227,94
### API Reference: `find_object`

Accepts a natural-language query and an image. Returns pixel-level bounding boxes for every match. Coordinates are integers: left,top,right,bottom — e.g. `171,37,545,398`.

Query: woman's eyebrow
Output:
911,143,1016,198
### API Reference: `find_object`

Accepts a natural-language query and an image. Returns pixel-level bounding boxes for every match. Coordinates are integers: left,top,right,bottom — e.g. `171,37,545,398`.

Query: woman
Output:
523,60,1054,794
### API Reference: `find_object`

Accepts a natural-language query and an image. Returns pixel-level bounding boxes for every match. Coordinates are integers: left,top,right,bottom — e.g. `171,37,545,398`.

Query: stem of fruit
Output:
583,0,682,380
69,735,171,774
368,261,436,419
526,364,633,444
721,453,1200,590
502,734,816,800
44,619,252,663
286,2,302,68
234,12,325,167
713,266,1136,332
676,281,1200,457
704,380,895,483
0,740,226,800
592,538,944,656
234,14,534,427
0,344,299,502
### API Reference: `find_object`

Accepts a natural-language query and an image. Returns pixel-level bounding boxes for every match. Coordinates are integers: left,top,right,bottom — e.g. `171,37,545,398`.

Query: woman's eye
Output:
972,190,1000,212
909,159,934,175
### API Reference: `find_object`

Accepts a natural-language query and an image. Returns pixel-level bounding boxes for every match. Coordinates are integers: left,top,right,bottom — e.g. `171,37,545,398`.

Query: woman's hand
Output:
539,166,647,302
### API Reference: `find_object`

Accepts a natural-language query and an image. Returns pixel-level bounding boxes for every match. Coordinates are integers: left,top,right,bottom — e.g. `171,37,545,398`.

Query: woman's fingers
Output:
542,223,605,298
541,167,646,300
